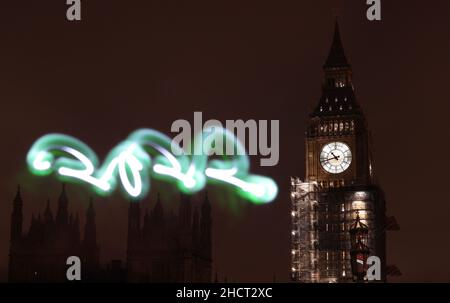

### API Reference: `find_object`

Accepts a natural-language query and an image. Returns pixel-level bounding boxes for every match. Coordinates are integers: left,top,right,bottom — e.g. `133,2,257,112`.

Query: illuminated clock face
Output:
320,142,352,174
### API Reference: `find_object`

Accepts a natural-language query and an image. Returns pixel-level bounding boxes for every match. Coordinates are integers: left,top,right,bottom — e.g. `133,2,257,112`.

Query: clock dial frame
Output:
320,142,352,174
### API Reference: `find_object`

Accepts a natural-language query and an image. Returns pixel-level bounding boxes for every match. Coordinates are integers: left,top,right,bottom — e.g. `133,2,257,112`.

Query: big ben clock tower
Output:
290,22,390,283
305,22,372,188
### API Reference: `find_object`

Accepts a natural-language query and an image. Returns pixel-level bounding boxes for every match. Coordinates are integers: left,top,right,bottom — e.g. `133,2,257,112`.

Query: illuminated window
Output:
320,106,323,112
341,204,345,212
352,201,366,210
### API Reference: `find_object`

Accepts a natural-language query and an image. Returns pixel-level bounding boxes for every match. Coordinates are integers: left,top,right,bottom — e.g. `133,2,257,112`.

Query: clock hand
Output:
321,156,341,163
330,151,339,160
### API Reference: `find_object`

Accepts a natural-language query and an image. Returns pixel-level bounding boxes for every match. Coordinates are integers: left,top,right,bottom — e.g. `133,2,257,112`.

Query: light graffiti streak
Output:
27,128,278,204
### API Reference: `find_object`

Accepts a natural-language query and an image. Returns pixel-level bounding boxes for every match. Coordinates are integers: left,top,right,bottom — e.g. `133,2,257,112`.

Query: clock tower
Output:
305,22,372,188
290,22,388,283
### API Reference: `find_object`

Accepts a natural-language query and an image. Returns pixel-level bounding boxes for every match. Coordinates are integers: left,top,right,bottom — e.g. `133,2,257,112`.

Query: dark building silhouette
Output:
127,193,212,282
8,185,99,282
8,186,212,282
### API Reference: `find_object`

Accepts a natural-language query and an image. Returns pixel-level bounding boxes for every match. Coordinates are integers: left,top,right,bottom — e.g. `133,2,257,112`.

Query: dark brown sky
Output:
0,0,449,282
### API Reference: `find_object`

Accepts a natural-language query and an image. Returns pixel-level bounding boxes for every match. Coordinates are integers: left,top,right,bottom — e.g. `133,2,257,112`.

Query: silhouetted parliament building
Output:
8,186,212,282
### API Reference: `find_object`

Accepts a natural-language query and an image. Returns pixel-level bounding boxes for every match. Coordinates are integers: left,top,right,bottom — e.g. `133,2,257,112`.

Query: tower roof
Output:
58,183,68,204
309,21,363,118
13,185,22,204
324,21,350,69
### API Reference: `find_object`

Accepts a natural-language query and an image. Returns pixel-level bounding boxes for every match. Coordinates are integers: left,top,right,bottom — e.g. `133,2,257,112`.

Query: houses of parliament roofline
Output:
8,184,212,283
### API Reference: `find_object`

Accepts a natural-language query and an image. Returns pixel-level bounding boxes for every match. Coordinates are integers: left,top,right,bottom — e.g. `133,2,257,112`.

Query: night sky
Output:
0,0,449,282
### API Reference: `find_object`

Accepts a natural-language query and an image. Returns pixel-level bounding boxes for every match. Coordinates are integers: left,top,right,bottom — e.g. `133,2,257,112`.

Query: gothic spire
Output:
179,193,191,228
13,185,22,205
192,206,200,245
154,193,163,218
324,20,350,69
310,21,361,117
201,191,211,215
200,192,212,259
83,198,97,248
87,197,95,217
143,208,150,237
56,184,69,225
44,199,53,222
144,208,149,224
74,213,80,242
10,185,23,243
82,198,99,278
60,183,68,201
128,200,141,241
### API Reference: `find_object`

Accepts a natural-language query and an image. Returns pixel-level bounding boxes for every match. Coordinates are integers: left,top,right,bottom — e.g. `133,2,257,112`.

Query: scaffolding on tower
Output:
290,177,319,282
